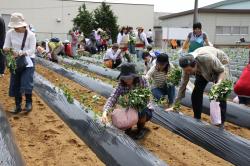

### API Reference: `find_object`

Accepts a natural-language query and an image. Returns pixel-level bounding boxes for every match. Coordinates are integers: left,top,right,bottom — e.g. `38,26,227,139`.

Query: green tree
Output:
73,3,94,36
93,2,119,41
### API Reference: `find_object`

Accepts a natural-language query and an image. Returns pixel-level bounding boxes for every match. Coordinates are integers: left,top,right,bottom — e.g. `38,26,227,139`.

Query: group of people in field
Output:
0,13,250,140
101,22,250,139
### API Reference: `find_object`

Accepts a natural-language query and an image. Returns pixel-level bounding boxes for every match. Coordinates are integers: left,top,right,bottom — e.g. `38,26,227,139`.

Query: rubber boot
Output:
135,123,147,140
12,95,22,114
25,94,32,113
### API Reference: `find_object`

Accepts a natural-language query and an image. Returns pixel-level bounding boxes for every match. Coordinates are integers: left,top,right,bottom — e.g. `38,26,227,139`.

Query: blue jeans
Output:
128,43,136,54
136,50,143,61
152,84,176,104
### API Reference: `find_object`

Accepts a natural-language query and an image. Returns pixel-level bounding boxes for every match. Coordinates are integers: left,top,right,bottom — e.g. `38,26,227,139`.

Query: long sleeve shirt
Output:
103,77,149,112
117,33,129,46
139,32,149,45
103,48,122,61
4,29,36,67
145,63,174,88
176,46,228,101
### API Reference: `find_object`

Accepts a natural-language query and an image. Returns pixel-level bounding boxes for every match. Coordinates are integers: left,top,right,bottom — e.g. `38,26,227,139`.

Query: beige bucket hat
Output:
8,13,27,28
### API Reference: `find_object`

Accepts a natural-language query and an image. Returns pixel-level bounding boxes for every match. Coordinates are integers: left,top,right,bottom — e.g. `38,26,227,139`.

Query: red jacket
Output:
234,64,250,97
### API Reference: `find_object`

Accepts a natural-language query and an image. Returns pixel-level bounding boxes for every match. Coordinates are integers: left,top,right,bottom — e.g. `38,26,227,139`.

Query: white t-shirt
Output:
103,48,121,60
4,29,36,67
147,31,153,38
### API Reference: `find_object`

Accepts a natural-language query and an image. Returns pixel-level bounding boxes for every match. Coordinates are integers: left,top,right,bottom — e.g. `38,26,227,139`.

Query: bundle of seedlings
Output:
208,80,233,101
167,66,182,86
118,88,151,112
1,49,17,74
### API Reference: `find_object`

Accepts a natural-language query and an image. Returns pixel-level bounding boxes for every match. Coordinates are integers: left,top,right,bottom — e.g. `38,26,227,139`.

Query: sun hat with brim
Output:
137,27,144,30
157,53,169,65
8,13,27,28
112,43,119,49
118,63,138,80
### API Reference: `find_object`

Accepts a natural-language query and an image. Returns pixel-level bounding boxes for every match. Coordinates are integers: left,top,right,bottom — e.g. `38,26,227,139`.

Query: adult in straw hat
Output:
3,13,36,114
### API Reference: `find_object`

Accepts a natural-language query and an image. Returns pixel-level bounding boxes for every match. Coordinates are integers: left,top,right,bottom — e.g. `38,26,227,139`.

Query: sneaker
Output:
25,103,32,113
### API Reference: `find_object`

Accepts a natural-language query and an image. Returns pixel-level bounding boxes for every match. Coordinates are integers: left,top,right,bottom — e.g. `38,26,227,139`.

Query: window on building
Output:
216,26,231,35
216,26,249,35
231,26,240,35
240,26,249,35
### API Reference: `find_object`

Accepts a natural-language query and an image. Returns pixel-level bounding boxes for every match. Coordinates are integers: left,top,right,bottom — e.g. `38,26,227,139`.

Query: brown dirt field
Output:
36,64,232,166
0,72,104,166
59,62,250,140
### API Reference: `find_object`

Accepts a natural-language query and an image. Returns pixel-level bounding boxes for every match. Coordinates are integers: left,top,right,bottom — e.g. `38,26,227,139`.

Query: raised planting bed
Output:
34,73,167,166
36,64,233,166
36,58,250,165
0,108,24,166
0,72,104,166
51,57,250,129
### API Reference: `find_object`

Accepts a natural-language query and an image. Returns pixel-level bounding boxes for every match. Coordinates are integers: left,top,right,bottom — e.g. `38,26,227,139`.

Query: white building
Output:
0,0,154,41
159,0,250,46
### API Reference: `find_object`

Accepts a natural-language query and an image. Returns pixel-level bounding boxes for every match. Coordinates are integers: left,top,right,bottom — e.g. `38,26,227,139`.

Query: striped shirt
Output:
145,64,167,88
145,63,173,89
103,77,148,112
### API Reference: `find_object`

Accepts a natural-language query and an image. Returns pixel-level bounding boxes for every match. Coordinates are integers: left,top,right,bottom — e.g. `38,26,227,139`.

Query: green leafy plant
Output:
173,101,181,112
208,80,233,101
118,88,151,112
92,95,101,103
59,84,74,104
167,67,182,86
1,49,17,74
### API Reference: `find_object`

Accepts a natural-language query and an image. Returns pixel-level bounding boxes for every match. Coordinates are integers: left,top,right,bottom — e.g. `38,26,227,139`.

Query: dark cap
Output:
118,63,138,80
156,53,169,65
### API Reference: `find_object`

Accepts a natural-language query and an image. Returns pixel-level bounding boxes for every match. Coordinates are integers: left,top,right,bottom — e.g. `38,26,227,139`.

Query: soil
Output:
59,62,250,140
0,72,104,166
61,63,116,87
36,64,232,166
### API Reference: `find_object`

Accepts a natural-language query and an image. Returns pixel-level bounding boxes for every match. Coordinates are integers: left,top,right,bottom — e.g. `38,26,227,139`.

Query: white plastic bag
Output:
210,100,222,125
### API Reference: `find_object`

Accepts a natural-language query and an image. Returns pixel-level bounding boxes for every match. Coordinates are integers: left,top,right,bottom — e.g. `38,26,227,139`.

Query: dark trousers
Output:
13,70,33,107
0,52,5,74
112,59,122,69
239,97,250,105
192,75,227,123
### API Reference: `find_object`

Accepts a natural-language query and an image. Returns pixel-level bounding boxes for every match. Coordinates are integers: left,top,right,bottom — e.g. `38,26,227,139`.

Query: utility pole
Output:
193,0,199,23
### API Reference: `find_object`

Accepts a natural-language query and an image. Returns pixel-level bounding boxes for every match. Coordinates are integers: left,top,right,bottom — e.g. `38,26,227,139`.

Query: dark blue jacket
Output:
0,16,6,49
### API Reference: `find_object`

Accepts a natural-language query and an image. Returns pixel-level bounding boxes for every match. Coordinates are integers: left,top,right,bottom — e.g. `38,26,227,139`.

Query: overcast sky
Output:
95,0,225,12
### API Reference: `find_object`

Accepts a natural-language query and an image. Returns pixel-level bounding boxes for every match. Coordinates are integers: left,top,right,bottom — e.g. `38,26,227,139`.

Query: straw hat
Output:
8,13,27,28
137,27,144,30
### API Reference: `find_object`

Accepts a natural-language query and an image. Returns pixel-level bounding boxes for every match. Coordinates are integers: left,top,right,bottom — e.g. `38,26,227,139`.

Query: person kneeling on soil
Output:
168,46,230,127
233,52,250,106
103,43,122,69
101,63,153,139
145,53,175,107
48,38,64,63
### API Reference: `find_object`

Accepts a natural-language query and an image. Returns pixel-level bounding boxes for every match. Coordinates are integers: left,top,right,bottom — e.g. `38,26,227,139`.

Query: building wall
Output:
0,0,154,41
160,12,250,45
214,1,250,9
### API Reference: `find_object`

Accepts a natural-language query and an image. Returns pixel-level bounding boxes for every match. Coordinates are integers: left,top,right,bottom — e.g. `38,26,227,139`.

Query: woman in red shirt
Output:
234,53,250,106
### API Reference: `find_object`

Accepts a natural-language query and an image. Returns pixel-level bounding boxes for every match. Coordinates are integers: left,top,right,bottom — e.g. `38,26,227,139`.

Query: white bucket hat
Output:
8,13,27,28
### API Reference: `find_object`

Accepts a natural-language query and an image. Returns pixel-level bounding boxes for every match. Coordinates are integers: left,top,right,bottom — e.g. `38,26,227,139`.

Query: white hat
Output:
8,13,27,28
97,28,103,32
